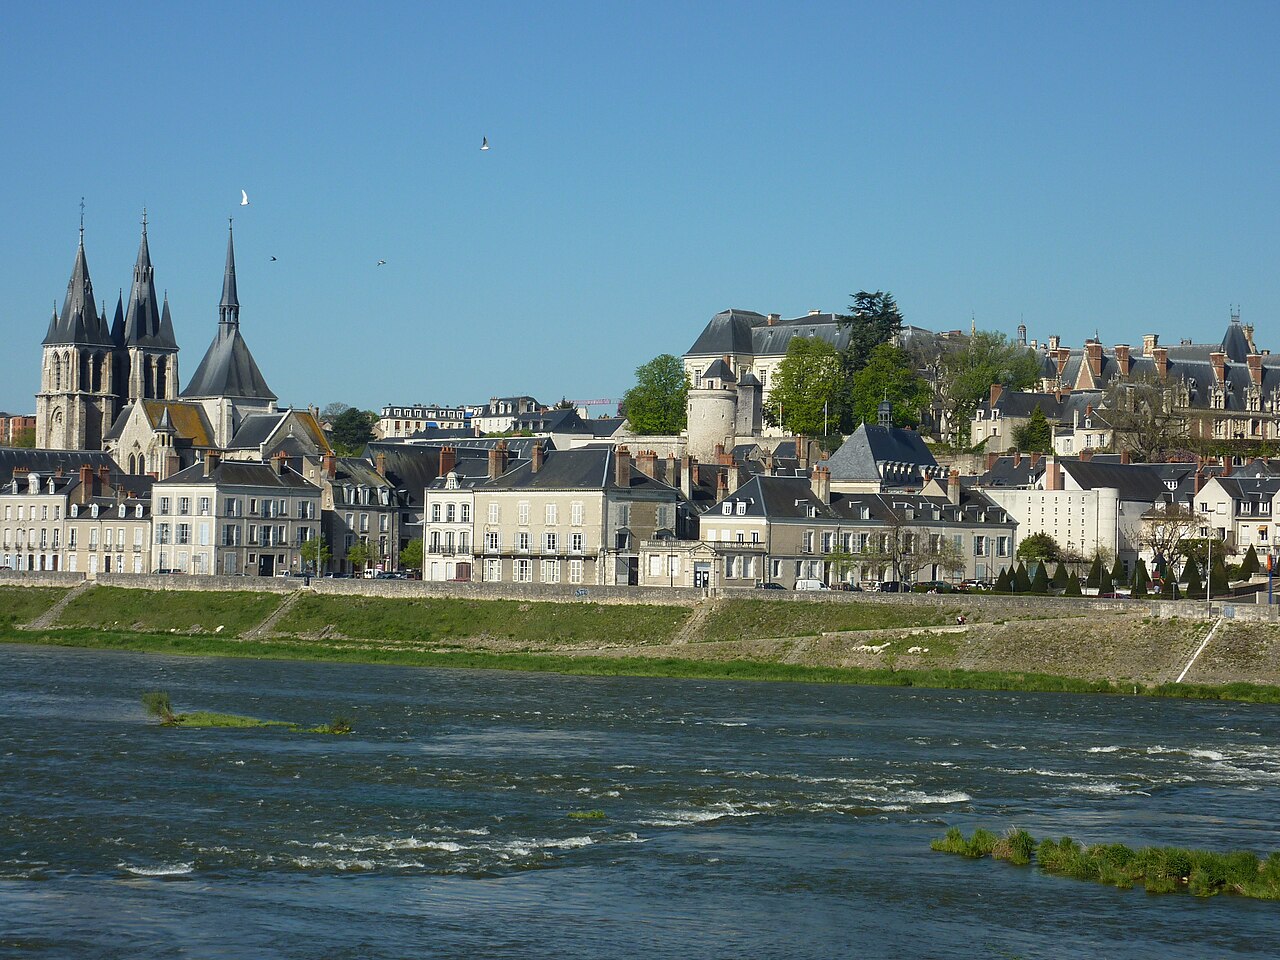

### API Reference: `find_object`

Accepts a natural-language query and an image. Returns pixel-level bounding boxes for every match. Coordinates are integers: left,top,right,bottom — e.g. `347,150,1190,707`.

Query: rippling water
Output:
1,643,1278,958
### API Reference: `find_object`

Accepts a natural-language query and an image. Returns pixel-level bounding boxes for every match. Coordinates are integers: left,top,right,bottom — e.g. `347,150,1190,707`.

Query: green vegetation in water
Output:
932,826,1280,900
0,586,67,627
567,809,607,820
59,587,282,637
5,624,1280,705
140,691,348,733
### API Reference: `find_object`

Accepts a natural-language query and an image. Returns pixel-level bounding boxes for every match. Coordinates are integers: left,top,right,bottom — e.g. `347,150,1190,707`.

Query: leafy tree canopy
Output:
847,343,933,429
331,408,376,456
938,331,1040,444
346,540,372,571
1011,406,1053,453
399,538,423,572
837,291,903,373
300,536,330,571
1016,532,1061,563
321,402,353,421
763,337,844,436
622,354,689,435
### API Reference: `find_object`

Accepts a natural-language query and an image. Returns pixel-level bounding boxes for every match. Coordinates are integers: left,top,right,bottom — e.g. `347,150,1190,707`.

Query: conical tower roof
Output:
123,214,178,350
110,291,125,346
44,230,113,347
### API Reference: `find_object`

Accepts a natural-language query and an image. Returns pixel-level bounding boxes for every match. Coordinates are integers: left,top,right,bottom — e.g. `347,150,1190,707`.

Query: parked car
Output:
155,568,184,575
757,581,787,590
878,581,905,593
835,582,862,592
795,579,831,591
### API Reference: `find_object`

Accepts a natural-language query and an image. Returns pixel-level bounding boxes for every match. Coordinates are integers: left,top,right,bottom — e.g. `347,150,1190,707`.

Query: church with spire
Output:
36,213,328,478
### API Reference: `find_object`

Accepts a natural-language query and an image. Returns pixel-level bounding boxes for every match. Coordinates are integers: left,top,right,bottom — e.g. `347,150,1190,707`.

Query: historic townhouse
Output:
65,493,152,575
305,453,401,575
151,453,320,576
1193,473,1280,555
0,468,75,571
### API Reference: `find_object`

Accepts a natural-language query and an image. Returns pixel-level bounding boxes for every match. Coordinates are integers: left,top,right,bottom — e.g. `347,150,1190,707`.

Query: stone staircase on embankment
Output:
22,581,95,631
242,589,306,640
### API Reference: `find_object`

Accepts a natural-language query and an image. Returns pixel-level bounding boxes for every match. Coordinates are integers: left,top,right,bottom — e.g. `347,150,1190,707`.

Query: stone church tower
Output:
35,225,119,450
120,213,180,403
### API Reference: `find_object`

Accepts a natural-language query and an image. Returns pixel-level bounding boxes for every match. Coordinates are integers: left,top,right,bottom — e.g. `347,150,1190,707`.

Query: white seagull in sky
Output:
376,260,386,266
480,137,490,151
240,190,250,206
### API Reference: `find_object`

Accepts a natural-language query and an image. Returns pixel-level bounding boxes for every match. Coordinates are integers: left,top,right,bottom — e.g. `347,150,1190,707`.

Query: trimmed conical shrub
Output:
1014,561,1032,593
1064,573,1083,596
1131,558,1150,598
1240,545,1260,579
1184,560,1202,599
995,567,1012,592
1030,562,1049,593
1210,553,1230,593
1051,562,1068,588
1109,556,1127,587
1086,554,1104,589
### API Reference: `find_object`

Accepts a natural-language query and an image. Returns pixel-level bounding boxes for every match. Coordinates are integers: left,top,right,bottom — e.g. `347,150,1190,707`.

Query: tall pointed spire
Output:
44,217,111,347
220,219,239,326
110,291,125,346
122,208,175,348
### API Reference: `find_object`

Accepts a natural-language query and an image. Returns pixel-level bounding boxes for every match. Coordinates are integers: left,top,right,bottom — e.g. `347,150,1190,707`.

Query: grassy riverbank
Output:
5,624,1280,703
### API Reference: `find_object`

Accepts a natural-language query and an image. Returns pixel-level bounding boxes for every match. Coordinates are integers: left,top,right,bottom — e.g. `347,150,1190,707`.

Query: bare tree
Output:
1139,500,1204,576
1104,378,1192,462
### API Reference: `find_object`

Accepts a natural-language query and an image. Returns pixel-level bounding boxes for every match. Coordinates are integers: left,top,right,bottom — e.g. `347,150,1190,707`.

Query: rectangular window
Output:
179,497,191,515
488,502,500,524
177,523,191,545
518,501,530,525
89,529,99,549
69,528,77,548
545,503,558,525
571,532,584,553
518,531,531,552
974,536,987,557
571,501,584,526
515,559,532,582
803,531,814,553
248,524,259,545
379,514,389,532
544,532,558,553
199,497,211,516
485,531,500,551
996,536,1010,558
156,523,170,545
569,559,584,584
541,559,560,583
159,497,171,515
485,558,502,582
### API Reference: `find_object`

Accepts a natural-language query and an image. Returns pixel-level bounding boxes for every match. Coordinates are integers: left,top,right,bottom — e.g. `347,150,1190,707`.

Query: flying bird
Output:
480,137,490,151
376,260,386,266
240,190,250,206
269,256,277,262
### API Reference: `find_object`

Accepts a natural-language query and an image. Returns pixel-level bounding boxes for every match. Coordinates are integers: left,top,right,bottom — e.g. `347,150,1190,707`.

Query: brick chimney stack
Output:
989,383,1003,407
323,453,337,479
165,452,181,480
986,451,1000,471
1222,456,1233,478
636,449,658,478
1044,457,1063,491
666,451,677,486
1085,341,1103,378
1079,449,1094,462
375,452,388,478
796,435,809,470
1120,448,1131,465
78,464,93,503
1154,346,1169,380
1114,344,1131,376
438,446,456,478
530,442,544,474
811,465,831,505
204,451,221,477
715,469,728,502
1194,467,1205,495
273,451,288,476
1030,452,1042,470
1210,351,1227,384
1248,353,1263,386
614,446,631,487
947,468,961,505
488,441,509,480
97,463,111,494
767,313,780,326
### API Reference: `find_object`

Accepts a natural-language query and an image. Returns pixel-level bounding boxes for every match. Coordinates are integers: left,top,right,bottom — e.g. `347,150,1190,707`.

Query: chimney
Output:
1194,468,1205,495
1085,404,1093,417
530,441,544,474
680,454,694,501
614,446,631,487
1044,457,1062,491
323,453,337,479
164,452,181,480
488,441,509,480
1248,353,1263,386
1030,452,1042,470
1143,333,1159,357
1085,341,1103,377
796,434,809,470
767,313,780,326
204,451,221,477
715,470,728,502
986,451,999,471
636,449,658,478
989,383,1003,407
1013,451,1022,468
666,451,677,486
947,468,961,505
1055,348,1070,379
77,464,92,503
272,451,287,476
1154,346,1169,380
55,464,64,479
1120,448,1131,465
375,452,388,477
1114,344,1131,376
811,465,831,505
1210,351,1227,384
1222,456,1233,478
1049,335,1061,351
717,447,734,467
1080,449,1094,462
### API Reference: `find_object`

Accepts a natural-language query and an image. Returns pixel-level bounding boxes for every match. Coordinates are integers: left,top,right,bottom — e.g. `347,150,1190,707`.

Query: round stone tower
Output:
686,356,738,462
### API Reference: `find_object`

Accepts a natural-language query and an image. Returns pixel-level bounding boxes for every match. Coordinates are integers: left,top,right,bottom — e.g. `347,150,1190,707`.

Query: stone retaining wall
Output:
0,571,87,587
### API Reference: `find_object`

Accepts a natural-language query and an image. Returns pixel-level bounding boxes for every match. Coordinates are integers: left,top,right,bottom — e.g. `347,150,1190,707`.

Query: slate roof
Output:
0,448,119,485
977,455,1046,488
1210,476,1280,505
512,408,593,434
122,224,178,350
1059,460,1168,501
182,323,276,400
686,309,768,356
160,460,318,490
825,424,939,483
44,236,113,348
364,443,443,508
485,447,675,494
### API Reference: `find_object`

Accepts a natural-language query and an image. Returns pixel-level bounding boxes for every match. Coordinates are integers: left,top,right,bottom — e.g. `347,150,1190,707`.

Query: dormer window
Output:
90,504,99,518
118,504,126,518
70,504,78,518
735,502,747,515
135,504,143,519
721,502,732,515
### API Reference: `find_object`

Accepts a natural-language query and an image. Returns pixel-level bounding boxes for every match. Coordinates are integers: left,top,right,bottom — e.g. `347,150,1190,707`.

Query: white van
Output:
794,579,830,591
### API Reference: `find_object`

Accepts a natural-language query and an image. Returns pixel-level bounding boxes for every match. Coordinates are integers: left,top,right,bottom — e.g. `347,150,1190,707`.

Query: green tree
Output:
1109,556,1127,587
1210,553,1230,593
936,331,1041,445
1183,559,1202,598
995,567,1013,592
847,343,932,429
836,291,905,431
1064,573,1083,596
1051,562,1069,588
332,407,375,456
1017,532,1061,563
763,337,844,436
300,535,331,574
1085,554,1104,590
346,539,372,573
1240,545,1260,578
399,537,423,572
11,427,36,449
141,691,177,724
1013,561,1031,592
1030,562,1049,593
622,354,689,435
1131,558,1150,598
1011,406,1053,453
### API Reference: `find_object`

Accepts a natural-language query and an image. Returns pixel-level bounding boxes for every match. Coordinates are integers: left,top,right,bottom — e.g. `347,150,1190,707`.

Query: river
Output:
0,643,1277,958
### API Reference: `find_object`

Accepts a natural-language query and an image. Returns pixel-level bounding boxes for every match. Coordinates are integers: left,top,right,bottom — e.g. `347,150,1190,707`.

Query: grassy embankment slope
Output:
4,586,1280,702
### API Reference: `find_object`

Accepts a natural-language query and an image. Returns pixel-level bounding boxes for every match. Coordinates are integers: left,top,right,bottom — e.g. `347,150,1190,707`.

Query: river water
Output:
0,644,1277,958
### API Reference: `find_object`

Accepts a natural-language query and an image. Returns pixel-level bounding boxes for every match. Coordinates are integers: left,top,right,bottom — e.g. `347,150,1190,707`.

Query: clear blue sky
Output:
3,1,1278,414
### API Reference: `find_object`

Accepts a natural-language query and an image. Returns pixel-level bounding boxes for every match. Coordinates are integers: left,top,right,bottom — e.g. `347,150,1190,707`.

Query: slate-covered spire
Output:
110,291,125,347
219,220,239,326
122,211,178,350
158,294,176,346
44,226,112,347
